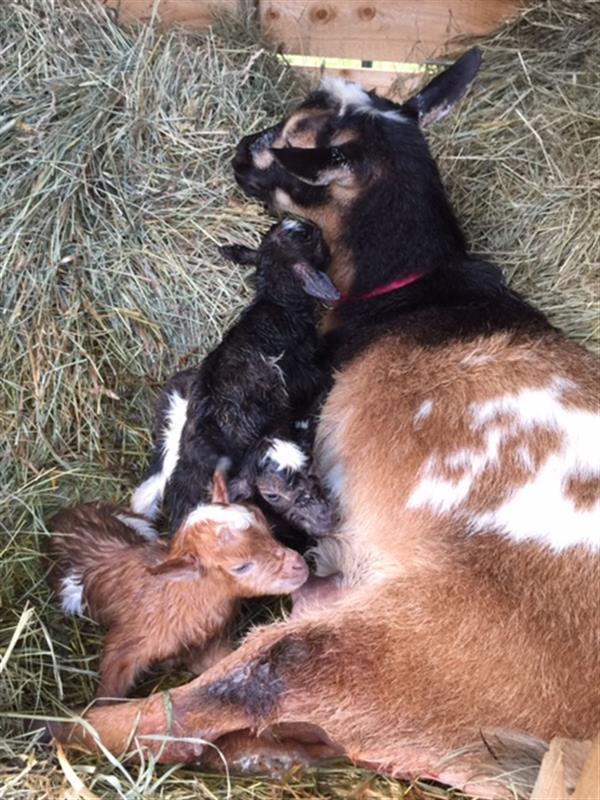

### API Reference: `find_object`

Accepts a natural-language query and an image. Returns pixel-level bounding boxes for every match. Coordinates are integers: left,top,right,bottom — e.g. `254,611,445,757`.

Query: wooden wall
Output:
101,0,519,91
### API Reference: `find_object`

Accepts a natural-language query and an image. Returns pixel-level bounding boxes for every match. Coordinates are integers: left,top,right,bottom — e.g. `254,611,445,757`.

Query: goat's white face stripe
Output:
60,572,84,615
185,503,254,530
131,390,188,518
115,513,158,541
407,379,600,551
265,438,307,472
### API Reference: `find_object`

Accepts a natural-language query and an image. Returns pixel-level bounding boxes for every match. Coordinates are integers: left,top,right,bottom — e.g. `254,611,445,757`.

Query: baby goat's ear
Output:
292,262,341,302
148,554,204,580
219,244,259,266
211,469,230,505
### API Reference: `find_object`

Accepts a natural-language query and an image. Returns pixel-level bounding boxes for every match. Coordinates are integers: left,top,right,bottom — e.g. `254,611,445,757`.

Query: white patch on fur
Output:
60,573,84,615
295,419,310,430
320,76,371,113
273,188,292,211
414,399,434,424
323,461,345,500
131,390,189,518
253,148,274,169
131,473,164,519
461,353,493,366
115,513,158,541
320,76,407,122
281,218,303,232
264,438,307,472
407,378,600,551
185,503,254,530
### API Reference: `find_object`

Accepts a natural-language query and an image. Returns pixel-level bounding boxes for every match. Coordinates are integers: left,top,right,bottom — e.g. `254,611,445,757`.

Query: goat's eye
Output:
231,562,254,575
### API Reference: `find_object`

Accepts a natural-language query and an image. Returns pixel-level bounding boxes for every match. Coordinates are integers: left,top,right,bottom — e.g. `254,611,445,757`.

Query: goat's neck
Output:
332,174,466,297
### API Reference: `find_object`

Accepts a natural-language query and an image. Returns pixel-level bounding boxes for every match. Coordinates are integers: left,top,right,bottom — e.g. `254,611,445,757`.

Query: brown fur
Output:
45,476,308,699
52,75,600,797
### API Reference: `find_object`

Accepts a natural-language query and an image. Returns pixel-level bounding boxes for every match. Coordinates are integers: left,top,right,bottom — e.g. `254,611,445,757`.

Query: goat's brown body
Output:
46,505,238,698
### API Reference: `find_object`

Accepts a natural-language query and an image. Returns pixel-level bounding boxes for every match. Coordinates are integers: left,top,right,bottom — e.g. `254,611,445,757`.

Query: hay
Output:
0,0,597,797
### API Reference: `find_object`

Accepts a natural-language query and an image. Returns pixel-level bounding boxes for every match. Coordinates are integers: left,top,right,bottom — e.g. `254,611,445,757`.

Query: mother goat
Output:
55,49,599,796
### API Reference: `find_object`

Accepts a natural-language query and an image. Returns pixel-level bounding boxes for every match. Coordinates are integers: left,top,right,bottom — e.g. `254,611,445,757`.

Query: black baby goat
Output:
132,219,339,538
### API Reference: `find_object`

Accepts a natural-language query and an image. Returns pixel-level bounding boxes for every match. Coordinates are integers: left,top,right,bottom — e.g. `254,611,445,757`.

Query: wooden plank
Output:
102,0,245,28
260,0,520,63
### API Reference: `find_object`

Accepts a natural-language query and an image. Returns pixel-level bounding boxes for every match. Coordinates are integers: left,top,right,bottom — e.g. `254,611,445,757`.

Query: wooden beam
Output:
260,0,519,62
102,0,247,29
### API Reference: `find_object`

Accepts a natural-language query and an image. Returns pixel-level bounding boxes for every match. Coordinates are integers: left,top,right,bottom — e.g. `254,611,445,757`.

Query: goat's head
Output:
232,49,481,294
230,438,338,538
221,218,339,304
151,470,309,595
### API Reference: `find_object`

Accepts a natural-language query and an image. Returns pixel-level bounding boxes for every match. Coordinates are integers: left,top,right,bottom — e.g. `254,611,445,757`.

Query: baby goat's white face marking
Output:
185,503,254,531
60,572,84,615
407,378,600,551
264,438,307,472
115,513,158,541
131,389,189,518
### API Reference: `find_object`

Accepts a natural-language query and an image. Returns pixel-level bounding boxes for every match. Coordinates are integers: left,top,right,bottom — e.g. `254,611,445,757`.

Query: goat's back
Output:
45,503,162,620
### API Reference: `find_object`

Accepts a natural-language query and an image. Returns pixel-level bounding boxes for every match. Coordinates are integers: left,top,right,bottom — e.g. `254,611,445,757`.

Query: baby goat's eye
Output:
231,562,254,575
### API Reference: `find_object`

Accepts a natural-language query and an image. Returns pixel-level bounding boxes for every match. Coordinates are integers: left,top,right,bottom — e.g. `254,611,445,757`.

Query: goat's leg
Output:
50,607,526,798
184,637,233,675
201,728,342,774
96,633,150,700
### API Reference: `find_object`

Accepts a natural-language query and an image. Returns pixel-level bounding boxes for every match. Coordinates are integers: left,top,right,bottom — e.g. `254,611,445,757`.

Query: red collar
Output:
334,271,426,308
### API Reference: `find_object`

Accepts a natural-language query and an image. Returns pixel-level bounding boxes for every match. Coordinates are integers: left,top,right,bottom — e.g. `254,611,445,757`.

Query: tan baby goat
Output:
45,471,308,700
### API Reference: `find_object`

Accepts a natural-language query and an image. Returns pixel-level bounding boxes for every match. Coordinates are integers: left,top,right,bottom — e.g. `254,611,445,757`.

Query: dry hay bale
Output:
0,1,598,798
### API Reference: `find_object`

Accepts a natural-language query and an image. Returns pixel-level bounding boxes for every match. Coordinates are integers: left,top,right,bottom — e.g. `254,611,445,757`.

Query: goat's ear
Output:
211,469,230,505
292,262,341,302
405,47,482,126
148,554,203,580
219,244,259,266
271,143,360,185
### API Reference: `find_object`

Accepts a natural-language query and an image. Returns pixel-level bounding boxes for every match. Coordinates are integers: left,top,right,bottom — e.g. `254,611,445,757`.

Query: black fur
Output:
142,220,335,534
232,49,556,375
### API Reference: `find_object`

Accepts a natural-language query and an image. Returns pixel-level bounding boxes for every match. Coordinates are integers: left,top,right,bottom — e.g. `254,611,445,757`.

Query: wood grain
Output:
102,0,245,29
260,0,519,62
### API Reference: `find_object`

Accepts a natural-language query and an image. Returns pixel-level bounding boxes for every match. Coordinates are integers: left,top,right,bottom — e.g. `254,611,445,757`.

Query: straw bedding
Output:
0,0,598,797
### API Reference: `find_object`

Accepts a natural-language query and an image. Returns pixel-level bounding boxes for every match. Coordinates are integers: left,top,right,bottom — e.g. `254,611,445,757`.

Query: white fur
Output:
281,218,303,232
131,390,189,518
131,473,164,520
185,503,254,530
273,188,292,211
115,513,158,541
60,573,84,615
407,379,600,551
319,76,406,122
264,438,307,472
414,399,434,424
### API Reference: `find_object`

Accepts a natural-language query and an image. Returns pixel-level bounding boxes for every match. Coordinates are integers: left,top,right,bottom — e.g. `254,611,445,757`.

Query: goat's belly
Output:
315,333,600,580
